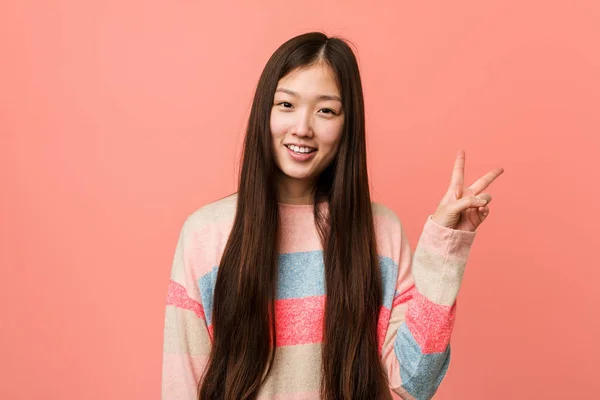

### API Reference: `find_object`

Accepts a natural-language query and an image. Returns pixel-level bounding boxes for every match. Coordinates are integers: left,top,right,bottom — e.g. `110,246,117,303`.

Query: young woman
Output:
161,32,503,400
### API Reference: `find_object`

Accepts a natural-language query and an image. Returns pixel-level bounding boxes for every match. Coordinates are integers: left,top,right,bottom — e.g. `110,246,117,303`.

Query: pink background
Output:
1,0,598,398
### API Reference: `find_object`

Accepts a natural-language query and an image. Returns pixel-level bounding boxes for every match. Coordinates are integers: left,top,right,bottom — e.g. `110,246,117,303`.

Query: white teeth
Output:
287,145,315,153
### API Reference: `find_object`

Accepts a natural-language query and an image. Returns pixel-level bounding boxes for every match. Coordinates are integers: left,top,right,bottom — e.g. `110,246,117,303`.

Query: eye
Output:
277,102,293,108
319,108,337,115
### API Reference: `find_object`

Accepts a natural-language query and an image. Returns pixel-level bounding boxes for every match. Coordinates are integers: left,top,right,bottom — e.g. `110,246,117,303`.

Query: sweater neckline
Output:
277,200,328,210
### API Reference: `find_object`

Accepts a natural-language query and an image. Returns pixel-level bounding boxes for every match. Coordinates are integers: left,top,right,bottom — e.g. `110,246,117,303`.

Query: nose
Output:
292,110,313,138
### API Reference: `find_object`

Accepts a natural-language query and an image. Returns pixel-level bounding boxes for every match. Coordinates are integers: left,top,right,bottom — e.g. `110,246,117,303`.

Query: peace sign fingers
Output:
468,167,505,195
434,149,504,231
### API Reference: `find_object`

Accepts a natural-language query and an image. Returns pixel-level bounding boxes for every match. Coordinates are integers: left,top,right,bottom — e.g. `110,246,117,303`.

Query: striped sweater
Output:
161,193,476,399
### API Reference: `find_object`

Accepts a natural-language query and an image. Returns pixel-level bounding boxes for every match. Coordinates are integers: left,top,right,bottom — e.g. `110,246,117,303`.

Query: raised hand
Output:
431,150,504,232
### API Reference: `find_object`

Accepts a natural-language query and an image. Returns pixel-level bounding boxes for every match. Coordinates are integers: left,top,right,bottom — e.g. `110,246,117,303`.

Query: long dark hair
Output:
198,31,392,400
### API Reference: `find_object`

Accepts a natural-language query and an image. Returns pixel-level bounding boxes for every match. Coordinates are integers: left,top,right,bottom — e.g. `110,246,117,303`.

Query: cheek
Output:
317,123,344,152
270,112,287,138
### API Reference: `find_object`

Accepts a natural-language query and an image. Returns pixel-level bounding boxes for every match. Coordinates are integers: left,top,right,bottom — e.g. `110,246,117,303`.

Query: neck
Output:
275,173,317,205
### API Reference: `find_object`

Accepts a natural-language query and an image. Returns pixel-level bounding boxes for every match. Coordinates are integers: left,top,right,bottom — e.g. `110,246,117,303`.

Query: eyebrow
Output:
275,88,342,103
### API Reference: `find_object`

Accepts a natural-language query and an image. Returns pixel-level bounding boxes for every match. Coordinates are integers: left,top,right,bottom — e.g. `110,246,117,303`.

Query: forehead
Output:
276,63,340,96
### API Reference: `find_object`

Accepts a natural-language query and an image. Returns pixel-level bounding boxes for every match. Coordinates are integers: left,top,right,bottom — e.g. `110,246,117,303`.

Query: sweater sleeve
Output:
383,215,476,400
161,219,212,400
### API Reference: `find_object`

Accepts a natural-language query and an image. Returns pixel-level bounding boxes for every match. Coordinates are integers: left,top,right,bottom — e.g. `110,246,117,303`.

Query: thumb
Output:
451,194,491,214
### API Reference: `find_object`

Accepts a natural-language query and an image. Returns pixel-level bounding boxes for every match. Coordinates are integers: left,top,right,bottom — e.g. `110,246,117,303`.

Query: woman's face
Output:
270,63,344,195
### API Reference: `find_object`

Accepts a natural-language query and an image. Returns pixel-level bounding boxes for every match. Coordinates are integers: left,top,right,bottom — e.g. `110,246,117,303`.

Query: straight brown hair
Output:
198,32,393,400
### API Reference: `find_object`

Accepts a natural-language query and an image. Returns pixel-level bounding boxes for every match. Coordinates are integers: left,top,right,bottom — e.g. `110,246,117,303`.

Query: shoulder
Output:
180,192,238,235
371,201,406,257
371,201,404,231
174,193,238,276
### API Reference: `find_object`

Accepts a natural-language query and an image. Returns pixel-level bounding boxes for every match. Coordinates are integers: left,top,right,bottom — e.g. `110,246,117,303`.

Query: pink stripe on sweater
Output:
166,280,206,320
393,286,417,308
275,295,325,346
377,306,391,353
275,296,394,349
406,290,456,353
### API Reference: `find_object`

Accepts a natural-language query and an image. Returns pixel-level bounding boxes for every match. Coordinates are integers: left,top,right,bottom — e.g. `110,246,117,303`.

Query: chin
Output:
283,172,314,181
279,166,314,181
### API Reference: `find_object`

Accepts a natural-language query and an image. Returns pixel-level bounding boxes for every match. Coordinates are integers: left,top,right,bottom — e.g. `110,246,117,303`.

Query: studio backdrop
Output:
1,0,598,399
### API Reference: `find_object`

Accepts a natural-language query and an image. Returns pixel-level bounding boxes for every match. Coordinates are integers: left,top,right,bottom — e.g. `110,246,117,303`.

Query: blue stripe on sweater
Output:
198,251,397,326
395,322,450,400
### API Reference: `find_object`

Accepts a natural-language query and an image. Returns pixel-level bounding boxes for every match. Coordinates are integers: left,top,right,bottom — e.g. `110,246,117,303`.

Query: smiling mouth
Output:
285,144,317,154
